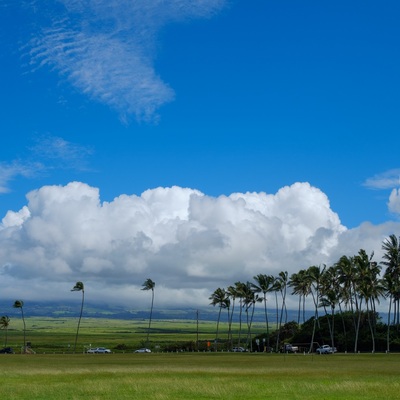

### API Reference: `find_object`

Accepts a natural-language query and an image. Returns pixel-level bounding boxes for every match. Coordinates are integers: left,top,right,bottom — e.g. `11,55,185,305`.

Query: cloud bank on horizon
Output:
1,181,399,309
27,0,226,121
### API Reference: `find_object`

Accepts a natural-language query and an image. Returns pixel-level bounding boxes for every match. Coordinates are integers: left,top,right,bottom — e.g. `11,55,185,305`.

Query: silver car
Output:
134,348,151,353
87,347,111,354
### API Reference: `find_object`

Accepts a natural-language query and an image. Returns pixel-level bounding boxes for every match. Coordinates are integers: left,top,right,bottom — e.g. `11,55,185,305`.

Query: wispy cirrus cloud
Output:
363,169,400,190
0,135,93,194
27,0,227,121
30,134,94,171
0,161,42,194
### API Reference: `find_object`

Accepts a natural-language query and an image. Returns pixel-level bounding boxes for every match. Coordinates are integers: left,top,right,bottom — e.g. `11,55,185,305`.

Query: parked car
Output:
0,347,14,354
316,345,337,354
280,344,299,353
87,347,111,354
232,347,247,352
134,348,151,353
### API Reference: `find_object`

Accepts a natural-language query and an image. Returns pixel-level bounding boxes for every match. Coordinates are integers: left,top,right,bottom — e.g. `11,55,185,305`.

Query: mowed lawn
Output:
1,352,400,400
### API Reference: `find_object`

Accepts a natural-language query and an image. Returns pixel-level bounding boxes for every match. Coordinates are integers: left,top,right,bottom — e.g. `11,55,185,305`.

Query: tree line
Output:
209,234,400,353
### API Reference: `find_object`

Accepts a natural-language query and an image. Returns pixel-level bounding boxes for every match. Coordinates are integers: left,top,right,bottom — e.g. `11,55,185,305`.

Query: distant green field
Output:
1,352,400,400
3,317,267,353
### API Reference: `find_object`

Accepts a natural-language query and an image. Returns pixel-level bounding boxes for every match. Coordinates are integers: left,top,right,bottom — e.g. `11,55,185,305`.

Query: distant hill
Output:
0,300,313,322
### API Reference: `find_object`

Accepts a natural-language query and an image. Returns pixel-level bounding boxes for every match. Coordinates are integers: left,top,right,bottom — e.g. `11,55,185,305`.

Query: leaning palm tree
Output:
141,278,155,348
71,281,85,353
209,287,228,351
13,300,26,353
288,269,310,324
0,315,10,348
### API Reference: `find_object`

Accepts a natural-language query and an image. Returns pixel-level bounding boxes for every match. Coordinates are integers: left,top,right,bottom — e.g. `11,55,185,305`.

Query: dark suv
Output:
0,347,14,354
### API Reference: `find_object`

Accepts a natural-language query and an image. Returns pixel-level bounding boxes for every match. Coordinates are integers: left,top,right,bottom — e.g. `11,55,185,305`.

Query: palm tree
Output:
335,255,357,352
353,249,379,353
142,278,156,348
242,282,262,351
234,281,246,348
226,285,238,350
71,281,85,353
354,251,383,353
273,271,288,352
209,287,228,351
320,265,340,352
289,269,310,324
0,315,10,348
252,274,274,350
381,234,400,348
307,265,325,353
13,300,26,353
383,271,400,352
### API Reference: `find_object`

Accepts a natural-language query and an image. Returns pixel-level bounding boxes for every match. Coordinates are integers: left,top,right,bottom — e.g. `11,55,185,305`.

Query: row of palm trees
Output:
1,279,156,353
209,234,400,353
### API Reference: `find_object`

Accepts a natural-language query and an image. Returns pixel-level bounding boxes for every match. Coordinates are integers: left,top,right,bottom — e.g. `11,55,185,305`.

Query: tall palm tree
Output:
71,281,85,353
234,281,246,348
307,265,325,353
13,300,26,353
141,278,156,348
381,234,400,345
226,285,238,350
242,282,262,351
383,272,400,352
320,265,340,352
209,287,228,351
353,249,379,353
354,251,383,353
273,271,288,352
335,255,357,352
289,269,310,324
0,315,10,348
252,274,274,349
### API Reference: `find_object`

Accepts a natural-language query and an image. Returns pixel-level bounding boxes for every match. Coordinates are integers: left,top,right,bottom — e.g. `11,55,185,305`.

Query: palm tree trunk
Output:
146,289,154,347
354,299,363,353
387,294,393,353
237,300,243,347
215,306,222,351
366,303,375,353
74,291,84,353
263,296,270,349
228,300,235,351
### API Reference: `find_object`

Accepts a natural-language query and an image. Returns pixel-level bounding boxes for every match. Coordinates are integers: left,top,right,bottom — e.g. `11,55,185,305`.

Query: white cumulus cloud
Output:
1,181,398,309
389,188,400,215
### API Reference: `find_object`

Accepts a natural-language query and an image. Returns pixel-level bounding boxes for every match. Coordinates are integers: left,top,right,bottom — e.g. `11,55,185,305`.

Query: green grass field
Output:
1,353,400,399
1,318,400,399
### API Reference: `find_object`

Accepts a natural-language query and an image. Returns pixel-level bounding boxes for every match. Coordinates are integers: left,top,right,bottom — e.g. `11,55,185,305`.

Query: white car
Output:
134,348,151,353
87,347,111,354
232,347,247,352
316,345,337,354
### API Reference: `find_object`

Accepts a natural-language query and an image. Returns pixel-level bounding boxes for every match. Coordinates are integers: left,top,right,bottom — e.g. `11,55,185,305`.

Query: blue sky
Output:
1,1,400,308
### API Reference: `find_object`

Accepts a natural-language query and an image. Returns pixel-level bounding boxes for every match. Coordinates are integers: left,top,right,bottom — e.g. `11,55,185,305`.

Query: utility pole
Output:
196,310,199,351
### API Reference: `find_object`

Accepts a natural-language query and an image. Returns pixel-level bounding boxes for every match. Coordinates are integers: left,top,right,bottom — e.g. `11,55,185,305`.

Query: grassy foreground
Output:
1,352,400,400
